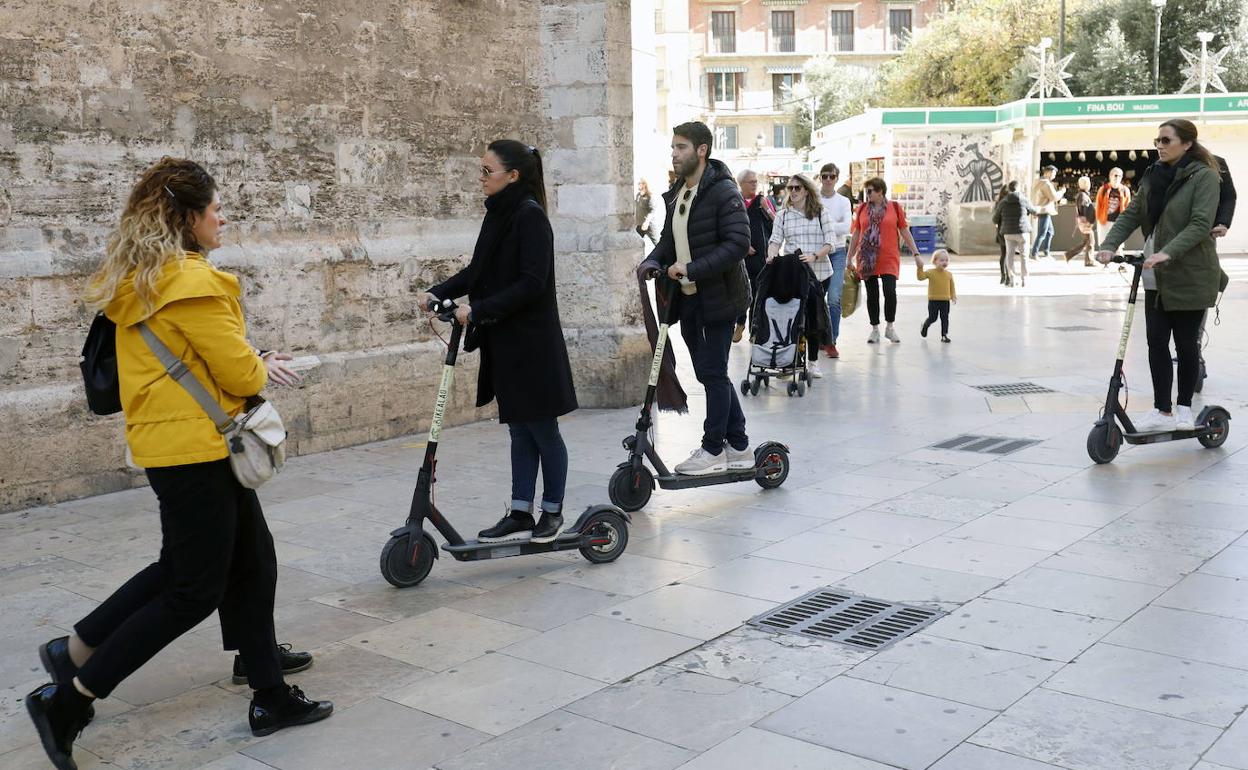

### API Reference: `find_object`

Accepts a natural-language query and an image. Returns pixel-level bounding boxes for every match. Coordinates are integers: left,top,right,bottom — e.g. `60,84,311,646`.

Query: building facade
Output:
650,0,940,182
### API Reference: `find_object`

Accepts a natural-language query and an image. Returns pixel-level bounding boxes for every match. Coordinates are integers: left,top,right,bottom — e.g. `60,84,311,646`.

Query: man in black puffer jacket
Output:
646,121,752,476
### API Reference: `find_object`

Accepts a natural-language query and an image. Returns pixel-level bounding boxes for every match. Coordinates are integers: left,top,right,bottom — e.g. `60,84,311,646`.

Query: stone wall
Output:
0,0,647,512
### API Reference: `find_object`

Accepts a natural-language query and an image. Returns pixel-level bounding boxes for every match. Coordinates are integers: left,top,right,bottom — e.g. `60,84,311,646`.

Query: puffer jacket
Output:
648,158,752,324
993,192,1038,235
105,253,266,467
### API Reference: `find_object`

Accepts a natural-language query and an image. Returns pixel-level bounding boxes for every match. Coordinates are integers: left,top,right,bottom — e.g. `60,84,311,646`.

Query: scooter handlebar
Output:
1110,252,1146,266
428,297,458,322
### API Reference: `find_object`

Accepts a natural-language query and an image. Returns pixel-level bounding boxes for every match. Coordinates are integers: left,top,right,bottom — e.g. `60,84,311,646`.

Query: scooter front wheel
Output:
1198,407,1230,448
756,446,791,489
609,464,654,512
380,530,437,588
1086,422,1122,464
578,510,629,564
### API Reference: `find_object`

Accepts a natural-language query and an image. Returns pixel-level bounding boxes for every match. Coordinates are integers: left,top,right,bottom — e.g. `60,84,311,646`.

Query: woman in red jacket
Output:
848,178,922,344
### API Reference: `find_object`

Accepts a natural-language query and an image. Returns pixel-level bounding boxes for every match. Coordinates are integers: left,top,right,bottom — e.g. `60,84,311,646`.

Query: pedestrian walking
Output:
1095,167,1132,254
817,162,852,358
643,121,752,476
915,249,956,343
1064,175,1097,266
1030,165,1065,260
635,178,659,250
417,140,578,543
847,178,921,343
27,157,333,770
767,172,835,377
994,180,1039,288
734,168,775,342
993,184,1011,284
1096,118,1227,432
1212,155,1236,238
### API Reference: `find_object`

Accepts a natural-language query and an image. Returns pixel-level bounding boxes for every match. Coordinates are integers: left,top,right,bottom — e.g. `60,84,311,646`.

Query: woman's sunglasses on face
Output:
786,185,803,192
1153,136,1175,146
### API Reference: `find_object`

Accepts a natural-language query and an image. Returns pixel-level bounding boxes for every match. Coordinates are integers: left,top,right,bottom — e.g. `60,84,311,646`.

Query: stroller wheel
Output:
798,381,806,398
750,379,761,396
787,382,798,397
740,379,750,396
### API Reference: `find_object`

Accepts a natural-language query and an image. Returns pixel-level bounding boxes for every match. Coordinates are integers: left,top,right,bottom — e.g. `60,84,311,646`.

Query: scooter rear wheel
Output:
1086,422,1122,464
380,530,437,588
1198,408,1230,448
578,510,629,564
609,464,654,512
755,446,791,489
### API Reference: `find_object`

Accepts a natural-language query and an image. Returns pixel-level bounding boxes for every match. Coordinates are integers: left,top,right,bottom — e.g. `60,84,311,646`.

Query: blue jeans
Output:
825,247,847,343
678,293,748,454
508,419,568,513
1031,214,1054,257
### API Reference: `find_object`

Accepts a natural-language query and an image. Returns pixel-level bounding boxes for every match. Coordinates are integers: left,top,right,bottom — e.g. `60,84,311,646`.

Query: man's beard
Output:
674,155,699,178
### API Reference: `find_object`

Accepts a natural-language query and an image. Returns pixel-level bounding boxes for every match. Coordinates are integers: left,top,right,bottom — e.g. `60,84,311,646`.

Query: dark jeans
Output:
924,300,951,336
1031,214,1054,256
1144,290,1204,411
807,277,832,361
864,275,897,325
74,459,282,698
508,419,568,513
679,293,748,454
997,234,1007,280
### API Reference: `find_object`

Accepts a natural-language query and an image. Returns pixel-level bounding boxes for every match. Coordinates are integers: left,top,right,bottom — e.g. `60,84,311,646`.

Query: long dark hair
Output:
489,139,548,211
1160,119,1220,172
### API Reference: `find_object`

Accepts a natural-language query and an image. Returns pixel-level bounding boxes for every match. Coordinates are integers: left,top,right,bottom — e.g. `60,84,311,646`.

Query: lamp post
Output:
1197,31,1214,96
1036,37,1052,119
1151,0,1167,94
1058,0,1066,61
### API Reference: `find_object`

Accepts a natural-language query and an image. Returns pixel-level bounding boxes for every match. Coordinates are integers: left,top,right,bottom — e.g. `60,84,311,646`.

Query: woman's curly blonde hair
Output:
85,157,217,313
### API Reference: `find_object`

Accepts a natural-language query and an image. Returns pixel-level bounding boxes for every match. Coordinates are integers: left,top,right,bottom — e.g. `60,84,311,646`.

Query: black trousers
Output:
74,459,283,697
807,277,832,361
1143,290,1204,412
865,275,897,325
679,293,748,454
924,300,951,336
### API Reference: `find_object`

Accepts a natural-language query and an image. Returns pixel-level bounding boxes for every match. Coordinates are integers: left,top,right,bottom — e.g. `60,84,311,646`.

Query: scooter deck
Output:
1123,424,1213,444
440,530,588,560
657,468,760,488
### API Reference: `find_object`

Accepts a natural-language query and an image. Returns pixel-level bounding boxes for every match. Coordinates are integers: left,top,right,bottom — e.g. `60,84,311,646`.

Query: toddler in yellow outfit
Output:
915,249,956,342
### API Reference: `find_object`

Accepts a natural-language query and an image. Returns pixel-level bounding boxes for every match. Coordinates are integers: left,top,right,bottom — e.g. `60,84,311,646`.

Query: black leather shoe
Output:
38,639,95,722
26,683,93,770
530,511,564,544
477,511,535,542
249,685,333,737
233,643,314,685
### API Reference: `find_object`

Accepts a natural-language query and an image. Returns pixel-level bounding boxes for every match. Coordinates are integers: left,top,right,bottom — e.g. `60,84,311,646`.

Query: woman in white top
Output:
767,172,834,377
817,163,852,358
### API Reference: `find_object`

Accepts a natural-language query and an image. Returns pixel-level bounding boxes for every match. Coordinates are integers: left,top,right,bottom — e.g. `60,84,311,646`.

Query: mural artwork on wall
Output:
957,144,1004,203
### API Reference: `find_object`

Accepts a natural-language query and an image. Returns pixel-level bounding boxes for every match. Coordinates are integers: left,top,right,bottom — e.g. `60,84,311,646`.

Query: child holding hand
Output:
916,249,956,343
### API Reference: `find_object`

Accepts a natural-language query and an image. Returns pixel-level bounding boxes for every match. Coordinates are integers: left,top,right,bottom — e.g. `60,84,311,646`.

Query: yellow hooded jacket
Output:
105,253,267,468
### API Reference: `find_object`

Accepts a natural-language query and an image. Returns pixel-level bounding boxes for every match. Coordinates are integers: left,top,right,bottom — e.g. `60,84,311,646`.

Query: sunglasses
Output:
678,188,692,215
1153,136,1175,146
786,185,804,192
820,173,838,180
480,166,508,178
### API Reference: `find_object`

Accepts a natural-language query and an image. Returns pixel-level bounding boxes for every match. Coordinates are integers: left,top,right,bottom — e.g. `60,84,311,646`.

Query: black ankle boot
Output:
531,509,565,543
478,510,535,542
26,683,94,770
249,684,333,737
233,643,314,685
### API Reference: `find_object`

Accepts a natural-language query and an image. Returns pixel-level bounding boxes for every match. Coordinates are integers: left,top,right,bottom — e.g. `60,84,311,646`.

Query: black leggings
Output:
924,300,950,336
808,277,831,361
1144,290,1204,412
865,275,897,325
74,459,283,697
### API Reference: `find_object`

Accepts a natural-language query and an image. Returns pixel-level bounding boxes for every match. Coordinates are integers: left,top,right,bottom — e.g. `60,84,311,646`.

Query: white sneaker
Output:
1133,409,1176,434
867,327,880,344
1174,405,1195,431
726,446,754,470
674,446,728,476
884,324,901,343
808,361,823,378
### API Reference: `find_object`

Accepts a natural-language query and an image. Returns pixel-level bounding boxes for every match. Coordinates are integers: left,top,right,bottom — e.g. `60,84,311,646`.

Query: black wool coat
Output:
993,192,1038,235
431,183,578,424
648,158,752,324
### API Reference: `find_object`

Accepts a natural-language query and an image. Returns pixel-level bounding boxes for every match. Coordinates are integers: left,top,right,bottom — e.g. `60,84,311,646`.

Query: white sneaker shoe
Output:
884,324,901,343
1174,405,1195,431
808,361,823,378
867,327,880,344
726,446,754,470
674,446,728,476
1133,409,1176,434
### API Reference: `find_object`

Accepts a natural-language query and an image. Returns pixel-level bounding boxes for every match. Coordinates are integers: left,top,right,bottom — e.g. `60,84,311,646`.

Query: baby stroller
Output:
740,252,827,398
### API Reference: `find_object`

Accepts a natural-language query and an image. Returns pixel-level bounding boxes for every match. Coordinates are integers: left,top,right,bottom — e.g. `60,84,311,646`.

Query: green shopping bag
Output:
841,270,861,318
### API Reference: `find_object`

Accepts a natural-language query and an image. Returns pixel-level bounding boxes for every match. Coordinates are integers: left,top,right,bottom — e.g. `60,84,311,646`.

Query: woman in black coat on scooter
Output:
416,140,578,544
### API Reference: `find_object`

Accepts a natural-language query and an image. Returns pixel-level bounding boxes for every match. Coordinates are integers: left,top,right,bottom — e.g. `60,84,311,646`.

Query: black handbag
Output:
80,311,122,415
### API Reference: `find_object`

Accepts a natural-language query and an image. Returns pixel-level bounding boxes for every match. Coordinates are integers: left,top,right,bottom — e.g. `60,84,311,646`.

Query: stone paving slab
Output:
2,259,1248,769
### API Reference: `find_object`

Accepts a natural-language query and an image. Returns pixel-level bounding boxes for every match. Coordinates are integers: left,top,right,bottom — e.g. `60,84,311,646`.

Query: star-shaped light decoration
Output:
1025,46,1076,99
1178,42,1230,94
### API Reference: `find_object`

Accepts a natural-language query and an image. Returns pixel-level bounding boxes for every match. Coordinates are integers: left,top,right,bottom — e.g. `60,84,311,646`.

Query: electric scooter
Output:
607,272,791,512
381,298,631,588
1086,253,1231,464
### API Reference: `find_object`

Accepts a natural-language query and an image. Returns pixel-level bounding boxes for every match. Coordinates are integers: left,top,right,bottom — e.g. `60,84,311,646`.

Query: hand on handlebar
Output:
1142,252,1171,270
1094,250,1116,265
453,304,472,326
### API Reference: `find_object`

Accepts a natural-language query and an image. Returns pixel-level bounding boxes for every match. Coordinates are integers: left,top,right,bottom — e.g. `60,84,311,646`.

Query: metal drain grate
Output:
971,382,1056,396
931,434,1042,455
748,589,944,651
1047,325,1100,332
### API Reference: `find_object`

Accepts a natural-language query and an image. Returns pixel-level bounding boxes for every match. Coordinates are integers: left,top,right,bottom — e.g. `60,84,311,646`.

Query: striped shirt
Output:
769,206,835,281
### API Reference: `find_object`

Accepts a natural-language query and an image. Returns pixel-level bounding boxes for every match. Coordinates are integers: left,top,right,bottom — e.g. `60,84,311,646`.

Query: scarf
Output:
467,182,531,288
859,201,887,276
1146,155,1191,224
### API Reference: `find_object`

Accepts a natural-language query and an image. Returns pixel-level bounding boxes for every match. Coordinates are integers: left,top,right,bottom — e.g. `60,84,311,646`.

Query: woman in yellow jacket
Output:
26,158,331,770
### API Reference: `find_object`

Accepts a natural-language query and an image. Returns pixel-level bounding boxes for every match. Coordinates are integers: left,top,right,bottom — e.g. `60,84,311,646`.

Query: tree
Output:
1070,20,1151,95
788,55,875,149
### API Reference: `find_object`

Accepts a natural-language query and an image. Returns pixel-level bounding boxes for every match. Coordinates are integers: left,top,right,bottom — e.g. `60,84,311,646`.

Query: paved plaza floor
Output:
4,255,1248,770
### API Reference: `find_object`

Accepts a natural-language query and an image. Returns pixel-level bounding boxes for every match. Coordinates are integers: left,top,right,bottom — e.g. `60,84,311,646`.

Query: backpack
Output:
80,312,122,415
